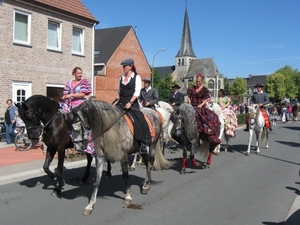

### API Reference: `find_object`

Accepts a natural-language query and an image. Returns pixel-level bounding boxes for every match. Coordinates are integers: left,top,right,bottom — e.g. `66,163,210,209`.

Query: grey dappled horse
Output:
246,104,269,155
170,103,210,174
66,100,172,215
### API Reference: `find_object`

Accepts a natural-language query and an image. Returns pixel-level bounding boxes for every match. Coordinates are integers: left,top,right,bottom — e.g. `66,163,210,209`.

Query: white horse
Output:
129,101,174,170
246,104,269,155
206,101,231,154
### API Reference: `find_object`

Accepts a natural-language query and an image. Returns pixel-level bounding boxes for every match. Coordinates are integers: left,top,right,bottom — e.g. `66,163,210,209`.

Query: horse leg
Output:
83,156,105,216
105,159,112,178
140,151,152,194
255,129,261,154
246,129,254,155
180,146,188,175
224,135,230,152
81,153,93,184
120,157,133,203
43,148,56,180
129,153,138,171
52,146,66,196
265,128,269,149
190,143,199,167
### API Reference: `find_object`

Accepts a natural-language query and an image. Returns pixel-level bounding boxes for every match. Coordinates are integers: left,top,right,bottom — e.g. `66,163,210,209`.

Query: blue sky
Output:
81,0,300,79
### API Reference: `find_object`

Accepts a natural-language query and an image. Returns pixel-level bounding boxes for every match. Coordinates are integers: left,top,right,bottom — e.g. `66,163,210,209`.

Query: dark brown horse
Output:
16,95,95,195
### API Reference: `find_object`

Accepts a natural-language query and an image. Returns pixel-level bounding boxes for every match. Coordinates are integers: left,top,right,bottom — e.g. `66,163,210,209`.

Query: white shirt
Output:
118,72,142,97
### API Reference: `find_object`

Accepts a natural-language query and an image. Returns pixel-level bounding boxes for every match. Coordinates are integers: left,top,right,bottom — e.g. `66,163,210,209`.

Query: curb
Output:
0,159,87,185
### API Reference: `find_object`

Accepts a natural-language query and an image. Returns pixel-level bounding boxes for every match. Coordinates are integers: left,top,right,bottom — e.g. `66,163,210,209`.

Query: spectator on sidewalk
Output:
4,99,18,144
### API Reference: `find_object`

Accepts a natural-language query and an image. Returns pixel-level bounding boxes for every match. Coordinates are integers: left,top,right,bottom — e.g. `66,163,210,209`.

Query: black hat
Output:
172,84,181,89
143,77,151,83
121,58,134,66
254,83,264,88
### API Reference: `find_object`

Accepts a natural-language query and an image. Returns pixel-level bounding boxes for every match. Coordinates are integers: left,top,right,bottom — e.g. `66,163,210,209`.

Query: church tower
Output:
175,3,197,87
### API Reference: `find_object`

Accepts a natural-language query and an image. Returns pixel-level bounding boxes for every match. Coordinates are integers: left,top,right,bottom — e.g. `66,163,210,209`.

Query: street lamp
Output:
151,48,165,85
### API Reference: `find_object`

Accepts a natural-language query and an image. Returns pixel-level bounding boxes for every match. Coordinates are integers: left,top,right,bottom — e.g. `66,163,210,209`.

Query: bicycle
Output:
14,126,33,151
0,117,6,142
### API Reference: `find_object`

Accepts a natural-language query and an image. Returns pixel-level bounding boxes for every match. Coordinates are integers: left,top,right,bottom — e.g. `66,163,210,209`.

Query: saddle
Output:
124,114,155,137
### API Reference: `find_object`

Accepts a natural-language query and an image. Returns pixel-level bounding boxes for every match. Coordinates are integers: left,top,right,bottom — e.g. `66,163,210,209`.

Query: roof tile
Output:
28,0,98,23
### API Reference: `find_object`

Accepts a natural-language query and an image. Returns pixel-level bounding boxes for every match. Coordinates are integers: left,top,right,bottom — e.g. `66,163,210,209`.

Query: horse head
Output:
170,107,184,137
248,104,261,126
15,101,44,141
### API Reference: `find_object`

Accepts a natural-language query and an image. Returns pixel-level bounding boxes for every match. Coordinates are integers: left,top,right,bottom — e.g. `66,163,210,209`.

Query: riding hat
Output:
143,77,151,83
121,58,134,66
172,84,181,89
254,83,264,88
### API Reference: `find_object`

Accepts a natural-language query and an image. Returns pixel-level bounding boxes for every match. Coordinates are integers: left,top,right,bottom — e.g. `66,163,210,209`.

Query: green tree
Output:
157,73,175,102
229,77,247,96
265,73,286,102
276,65,300,98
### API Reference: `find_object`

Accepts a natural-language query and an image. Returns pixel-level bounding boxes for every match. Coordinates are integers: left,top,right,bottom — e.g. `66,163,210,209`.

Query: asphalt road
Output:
0,122,299,225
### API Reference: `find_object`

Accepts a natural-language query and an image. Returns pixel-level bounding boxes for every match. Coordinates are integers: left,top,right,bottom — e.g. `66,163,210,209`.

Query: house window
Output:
12,82,32,103
181,59,184,66
72,27,84,55
48,20,61,51
178,59,181,66
13,10,31,45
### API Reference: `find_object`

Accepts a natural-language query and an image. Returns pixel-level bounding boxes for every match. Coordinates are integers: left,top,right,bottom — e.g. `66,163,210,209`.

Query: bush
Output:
237,113,246,125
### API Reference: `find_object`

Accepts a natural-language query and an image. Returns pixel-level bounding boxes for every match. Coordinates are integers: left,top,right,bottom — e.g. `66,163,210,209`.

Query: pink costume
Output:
61,78,92,112
217,97,238,137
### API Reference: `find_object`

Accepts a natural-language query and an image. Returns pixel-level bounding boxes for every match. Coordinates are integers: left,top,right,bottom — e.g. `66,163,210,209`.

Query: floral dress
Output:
187,85,221,149
217,97,238,137
60,78,92,112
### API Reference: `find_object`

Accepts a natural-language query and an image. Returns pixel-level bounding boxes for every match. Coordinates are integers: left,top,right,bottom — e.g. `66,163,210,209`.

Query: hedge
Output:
237,113,246,125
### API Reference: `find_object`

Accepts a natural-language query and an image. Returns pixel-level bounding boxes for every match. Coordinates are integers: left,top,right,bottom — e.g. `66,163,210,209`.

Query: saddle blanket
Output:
124,114,155,137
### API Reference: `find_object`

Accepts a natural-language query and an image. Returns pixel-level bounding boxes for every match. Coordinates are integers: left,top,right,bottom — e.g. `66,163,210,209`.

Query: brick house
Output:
0,0,98,113
93,26,151,103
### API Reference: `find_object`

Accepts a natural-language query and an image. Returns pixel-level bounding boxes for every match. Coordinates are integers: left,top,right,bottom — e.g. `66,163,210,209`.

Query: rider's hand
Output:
125,102,132,109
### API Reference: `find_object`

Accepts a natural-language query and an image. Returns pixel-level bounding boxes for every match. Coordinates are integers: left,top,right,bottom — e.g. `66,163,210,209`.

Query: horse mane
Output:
25,95,59,109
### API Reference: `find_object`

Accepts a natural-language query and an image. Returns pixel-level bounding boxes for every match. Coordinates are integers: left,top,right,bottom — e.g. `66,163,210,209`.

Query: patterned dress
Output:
187,85,221,149
60,78,92,112
217,97,238,137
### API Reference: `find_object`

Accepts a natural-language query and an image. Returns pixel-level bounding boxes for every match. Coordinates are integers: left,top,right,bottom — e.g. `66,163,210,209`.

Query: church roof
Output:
176,8,196,58
155,66,176,79
186,58,220,78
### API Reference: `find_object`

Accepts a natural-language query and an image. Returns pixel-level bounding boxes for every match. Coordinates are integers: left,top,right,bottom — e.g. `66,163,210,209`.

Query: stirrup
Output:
140,143,149,155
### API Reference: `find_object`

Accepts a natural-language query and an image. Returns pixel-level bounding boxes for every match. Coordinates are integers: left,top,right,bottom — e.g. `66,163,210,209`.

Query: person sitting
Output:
114,58,150,155
139,77,159,110
169,84,183,107
244,83,272,131
187,73,221,167
217,89,238,138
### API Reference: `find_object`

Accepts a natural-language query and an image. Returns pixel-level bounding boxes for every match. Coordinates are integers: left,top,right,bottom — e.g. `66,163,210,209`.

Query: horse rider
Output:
169,84,183,107
244,83,272,131
114,58,151,155
139,77,159,110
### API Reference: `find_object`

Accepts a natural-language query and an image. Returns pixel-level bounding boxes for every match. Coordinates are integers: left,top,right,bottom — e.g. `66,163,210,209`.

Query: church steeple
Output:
174,2,197,88
176,4,196,57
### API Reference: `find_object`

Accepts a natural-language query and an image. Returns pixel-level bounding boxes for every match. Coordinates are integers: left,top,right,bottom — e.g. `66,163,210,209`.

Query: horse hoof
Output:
83,209,93,216
51,189,61,196
129,167,135,171
246,152,250,156
123,198,132,205
256,152,260,154
180,169,186,175
141,186,151,195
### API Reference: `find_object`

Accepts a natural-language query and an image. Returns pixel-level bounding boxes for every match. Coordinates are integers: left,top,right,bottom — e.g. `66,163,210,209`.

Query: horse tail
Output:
153,140,173,170
195,140,210,159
